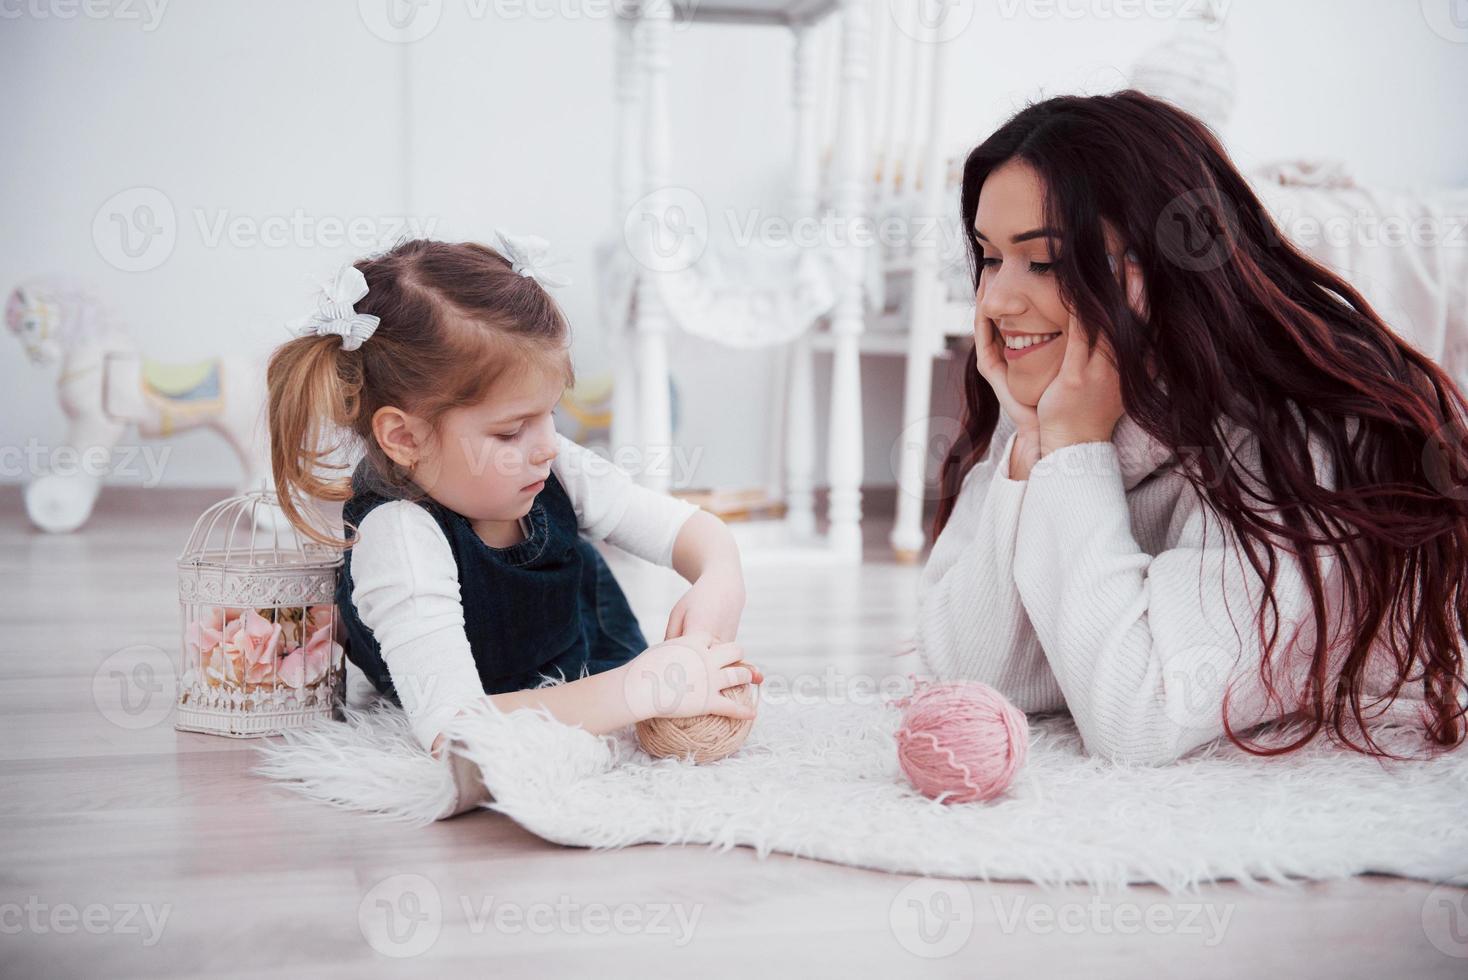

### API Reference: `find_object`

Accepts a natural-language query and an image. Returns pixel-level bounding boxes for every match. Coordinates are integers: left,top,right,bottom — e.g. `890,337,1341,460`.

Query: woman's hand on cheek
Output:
1035,312,1126,456
973,306,1040,436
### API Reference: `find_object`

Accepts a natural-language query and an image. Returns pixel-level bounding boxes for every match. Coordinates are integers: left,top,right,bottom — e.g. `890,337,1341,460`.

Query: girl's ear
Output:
371,405,430,470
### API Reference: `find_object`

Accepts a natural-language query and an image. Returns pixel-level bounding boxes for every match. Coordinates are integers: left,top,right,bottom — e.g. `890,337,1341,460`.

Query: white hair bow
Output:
289,263,380,351
494,228,572,290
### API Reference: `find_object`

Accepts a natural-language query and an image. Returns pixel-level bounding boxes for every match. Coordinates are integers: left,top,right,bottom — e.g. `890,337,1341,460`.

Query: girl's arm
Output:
349,502,755,756
552,434,700,566
552,434,747,641
1011,428,1338,765
911,412,1067,713
663,509,745,641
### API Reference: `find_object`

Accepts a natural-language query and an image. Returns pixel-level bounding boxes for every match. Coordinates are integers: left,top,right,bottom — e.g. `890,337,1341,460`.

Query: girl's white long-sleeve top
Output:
910,410,1428,765
347,435,700,751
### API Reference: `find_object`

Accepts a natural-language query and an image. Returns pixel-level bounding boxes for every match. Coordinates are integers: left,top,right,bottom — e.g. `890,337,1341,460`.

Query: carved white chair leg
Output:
890,34,950,564
633,1,674,492
784,333,817,538
824,0,871,560
891,321,935,564
611,12,642,462
781,21,821,540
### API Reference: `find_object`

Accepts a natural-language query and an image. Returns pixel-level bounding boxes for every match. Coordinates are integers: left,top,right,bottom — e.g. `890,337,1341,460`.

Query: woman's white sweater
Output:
909,409,1428,765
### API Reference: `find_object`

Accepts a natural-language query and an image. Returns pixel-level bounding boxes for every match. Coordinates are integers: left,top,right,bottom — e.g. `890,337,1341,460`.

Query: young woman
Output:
913,90,1468,765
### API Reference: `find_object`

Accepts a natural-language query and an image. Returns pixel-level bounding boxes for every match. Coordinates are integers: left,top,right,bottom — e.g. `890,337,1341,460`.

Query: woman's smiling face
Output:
973,159,1072,408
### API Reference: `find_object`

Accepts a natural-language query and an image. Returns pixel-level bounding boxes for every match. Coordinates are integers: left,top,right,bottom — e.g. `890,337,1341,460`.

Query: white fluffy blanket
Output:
255,688,1468,895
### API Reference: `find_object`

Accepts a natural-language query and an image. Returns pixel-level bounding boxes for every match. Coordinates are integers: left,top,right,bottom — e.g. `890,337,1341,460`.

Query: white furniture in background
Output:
611,0,873,561
610,0,974,564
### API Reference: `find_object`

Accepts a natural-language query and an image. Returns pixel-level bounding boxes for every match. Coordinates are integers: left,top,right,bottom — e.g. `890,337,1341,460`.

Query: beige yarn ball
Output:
635,683,757,763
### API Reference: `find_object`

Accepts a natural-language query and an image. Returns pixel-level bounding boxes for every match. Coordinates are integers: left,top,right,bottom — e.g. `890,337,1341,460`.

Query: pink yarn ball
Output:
895,681,1029,804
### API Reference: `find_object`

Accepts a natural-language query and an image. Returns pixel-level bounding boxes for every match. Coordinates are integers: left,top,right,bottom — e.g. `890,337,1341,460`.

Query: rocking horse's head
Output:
5,280,110,366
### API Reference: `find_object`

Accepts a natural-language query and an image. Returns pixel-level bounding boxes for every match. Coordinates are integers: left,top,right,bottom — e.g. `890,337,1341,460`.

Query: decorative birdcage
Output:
175,489,346,737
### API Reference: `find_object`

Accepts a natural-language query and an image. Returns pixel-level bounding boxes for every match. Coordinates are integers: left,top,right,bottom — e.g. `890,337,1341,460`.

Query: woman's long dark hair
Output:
933,90,1468,759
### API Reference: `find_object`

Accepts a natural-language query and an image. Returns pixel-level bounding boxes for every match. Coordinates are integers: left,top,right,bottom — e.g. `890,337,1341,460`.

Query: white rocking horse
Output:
6,279,273,533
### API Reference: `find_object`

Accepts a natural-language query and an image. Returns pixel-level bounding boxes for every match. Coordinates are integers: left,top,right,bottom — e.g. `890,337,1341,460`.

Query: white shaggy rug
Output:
255,684,1468,895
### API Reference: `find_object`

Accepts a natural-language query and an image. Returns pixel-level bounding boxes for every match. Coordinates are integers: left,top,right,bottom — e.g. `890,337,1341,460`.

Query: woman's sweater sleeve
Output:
914,415,1067,712
552,434,700,567
1012,433,1337,766
349,501,488,752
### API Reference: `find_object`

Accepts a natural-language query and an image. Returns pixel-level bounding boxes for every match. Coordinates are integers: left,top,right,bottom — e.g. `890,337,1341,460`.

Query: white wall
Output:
2,0,1464,492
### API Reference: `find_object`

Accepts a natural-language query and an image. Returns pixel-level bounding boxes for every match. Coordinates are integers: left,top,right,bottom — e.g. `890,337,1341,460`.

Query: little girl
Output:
265,235,760,812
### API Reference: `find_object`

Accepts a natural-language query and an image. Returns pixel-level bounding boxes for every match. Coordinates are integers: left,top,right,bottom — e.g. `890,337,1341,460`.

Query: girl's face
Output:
412,365,564,523
973,159,1073,409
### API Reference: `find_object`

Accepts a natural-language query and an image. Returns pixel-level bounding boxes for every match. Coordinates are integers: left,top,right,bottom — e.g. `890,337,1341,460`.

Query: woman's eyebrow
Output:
974,227,1063,244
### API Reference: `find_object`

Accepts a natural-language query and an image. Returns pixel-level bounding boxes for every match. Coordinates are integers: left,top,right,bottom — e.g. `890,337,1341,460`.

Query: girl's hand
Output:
1035,311,1126,455
664,568,746,644
622,630,761,722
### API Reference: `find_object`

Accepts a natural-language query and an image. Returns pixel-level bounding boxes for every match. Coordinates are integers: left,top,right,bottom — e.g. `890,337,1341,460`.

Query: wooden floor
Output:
1,486,1461,979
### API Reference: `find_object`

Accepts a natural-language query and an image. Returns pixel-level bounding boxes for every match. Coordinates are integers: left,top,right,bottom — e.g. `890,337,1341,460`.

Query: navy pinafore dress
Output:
335,460,649,703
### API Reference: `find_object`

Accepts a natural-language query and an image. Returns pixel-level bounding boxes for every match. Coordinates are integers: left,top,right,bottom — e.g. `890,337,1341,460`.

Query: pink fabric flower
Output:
185,607,226,672
307,604,336,633
278,623,340,689
221,609,284,686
